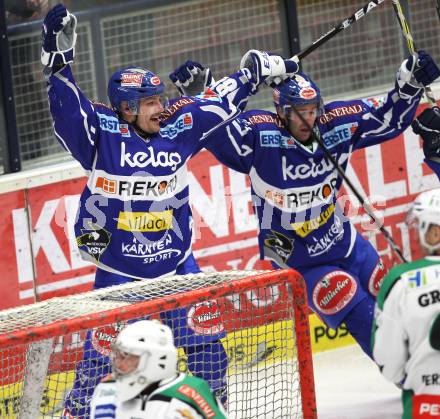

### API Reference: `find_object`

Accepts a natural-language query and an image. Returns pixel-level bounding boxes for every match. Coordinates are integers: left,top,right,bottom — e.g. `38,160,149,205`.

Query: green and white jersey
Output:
372,256,440,395
90,372,227,419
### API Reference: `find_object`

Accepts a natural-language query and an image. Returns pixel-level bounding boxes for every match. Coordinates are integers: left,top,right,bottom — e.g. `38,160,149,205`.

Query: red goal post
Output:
0,269,316,419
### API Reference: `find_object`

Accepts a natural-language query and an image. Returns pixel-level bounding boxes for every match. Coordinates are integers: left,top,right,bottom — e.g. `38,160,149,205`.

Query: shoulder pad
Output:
245,111,283,128
92,101,113,112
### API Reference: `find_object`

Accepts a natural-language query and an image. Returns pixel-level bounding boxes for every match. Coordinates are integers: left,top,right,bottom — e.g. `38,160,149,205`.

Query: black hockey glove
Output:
396,51,440,101
413,50,440,87
169,60,215,96
412,107,440,161
41,4,77,69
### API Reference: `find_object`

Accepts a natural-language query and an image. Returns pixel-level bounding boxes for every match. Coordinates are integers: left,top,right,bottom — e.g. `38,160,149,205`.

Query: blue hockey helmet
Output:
273,72,323,113
107,67,165,114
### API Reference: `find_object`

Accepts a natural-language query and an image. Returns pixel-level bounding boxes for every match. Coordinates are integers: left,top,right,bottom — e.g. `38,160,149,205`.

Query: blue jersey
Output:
207,87,421,270
48,65,252,279
426,159,440,181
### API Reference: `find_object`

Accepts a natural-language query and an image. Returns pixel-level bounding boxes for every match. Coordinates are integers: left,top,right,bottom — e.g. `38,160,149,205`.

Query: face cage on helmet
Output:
284,105,321,122
126,94,169,115
276,96,324,117
111,344,149,378
406,210,440,254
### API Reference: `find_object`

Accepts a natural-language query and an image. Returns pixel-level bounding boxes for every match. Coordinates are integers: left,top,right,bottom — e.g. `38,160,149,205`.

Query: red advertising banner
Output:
0,103,438,310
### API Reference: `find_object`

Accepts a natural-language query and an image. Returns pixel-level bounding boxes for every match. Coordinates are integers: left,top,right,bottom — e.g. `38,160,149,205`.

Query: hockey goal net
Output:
0,269,316,419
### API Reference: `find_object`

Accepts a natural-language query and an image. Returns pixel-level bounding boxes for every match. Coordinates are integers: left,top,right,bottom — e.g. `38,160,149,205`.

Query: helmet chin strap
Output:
125,113,151,140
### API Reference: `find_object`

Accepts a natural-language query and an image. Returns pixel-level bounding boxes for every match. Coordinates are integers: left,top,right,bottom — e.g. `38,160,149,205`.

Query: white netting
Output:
0,271,266,334
0,269,315,419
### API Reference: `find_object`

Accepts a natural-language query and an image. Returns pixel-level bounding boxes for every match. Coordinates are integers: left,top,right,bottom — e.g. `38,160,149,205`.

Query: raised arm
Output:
42,4,99,170
169,51,298,111
352,51,440,150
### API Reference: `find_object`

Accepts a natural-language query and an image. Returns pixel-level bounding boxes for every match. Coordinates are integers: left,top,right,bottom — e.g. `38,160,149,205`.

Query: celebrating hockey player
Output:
412,106,440,179
90,320,227,419
372,188,440,419
41,4,298,418
170,51,440,357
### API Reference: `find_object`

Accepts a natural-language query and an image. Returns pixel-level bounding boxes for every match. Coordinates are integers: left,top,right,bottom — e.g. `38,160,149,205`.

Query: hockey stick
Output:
288,107,408,263
289,0,386,63
391,0,437,106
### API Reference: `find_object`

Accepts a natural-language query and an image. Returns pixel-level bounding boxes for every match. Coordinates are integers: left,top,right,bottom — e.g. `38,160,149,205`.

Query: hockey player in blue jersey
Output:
170,51,440,358
412,106,440,180
41,5,298,418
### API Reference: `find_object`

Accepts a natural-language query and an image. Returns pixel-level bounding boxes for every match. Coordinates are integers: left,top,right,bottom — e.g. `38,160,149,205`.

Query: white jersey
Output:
90,372,227,419
372,256,440,394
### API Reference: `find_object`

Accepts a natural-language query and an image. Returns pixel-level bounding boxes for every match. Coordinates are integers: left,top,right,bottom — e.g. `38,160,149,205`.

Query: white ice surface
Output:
314,345,402,419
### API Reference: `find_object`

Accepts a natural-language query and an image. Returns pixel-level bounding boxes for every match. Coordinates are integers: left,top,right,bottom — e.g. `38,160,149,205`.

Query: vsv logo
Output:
120,142,182,171
160,112,194,139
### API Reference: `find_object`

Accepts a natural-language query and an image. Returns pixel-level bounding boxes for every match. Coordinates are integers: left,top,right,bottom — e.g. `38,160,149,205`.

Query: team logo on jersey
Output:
76,223,111,261
321,122,358,149
259,130,296,148
91,323,125,356
117,210,173,232
312,271,357,315
368,259,387,296
187,301,224,335
306,215,344,257
264,230,294,264
291,204,335,238
160,112,193,139
119,123,130,137
121,234,181,264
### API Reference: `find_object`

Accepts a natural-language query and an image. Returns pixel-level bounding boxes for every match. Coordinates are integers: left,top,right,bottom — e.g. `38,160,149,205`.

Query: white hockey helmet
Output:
406,188,440,254
111,320,177,402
